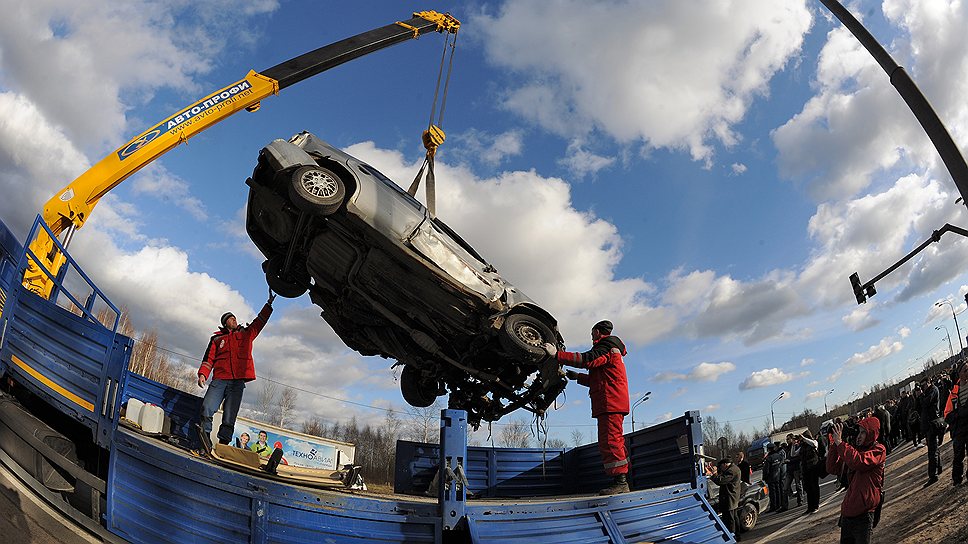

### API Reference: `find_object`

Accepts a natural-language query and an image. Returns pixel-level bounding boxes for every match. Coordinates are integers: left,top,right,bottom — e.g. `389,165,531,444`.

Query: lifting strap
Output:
408,22,458,218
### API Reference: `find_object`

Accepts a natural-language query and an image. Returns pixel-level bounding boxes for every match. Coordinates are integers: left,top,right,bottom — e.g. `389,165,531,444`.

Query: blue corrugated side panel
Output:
108,429,440,544
466,485,732,544
0,218,20,327
122,372,200,441
395,412,703,498
1,289,131,442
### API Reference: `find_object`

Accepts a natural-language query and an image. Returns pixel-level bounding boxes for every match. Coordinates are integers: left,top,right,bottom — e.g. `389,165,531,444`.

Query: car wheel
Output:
400,365,438,408
500,313,554,361
288,165,346,215
263,255,309,298
739,503,758,531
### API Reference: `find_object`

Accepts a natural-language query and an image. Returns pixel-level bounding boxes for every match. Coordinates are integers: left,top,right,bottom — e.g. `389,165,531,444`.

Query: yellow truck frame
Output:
24,10,459,297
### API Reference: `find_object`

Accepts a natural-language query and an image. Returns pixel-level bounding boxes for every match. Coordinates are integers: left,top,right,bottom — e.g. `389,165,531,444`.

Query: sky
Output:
3,0,968,445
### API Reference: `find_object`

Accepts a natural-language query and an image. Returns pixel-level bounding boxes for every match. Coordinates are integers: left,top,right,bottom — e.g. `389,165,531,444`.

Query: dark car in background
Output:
706,478,771,532
244,132,567,427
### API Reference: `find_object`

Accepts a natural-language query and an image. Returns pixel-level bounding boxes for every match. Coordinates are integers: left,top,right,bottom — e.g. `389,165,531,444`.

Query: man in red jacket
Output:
826,416,886,544
545,320,630,495
197,292,275,446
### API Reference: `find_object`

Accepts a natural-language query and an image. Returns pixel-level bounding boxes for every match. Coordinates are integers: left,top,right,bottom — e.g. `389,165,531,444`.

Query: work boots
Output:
599,474,630,495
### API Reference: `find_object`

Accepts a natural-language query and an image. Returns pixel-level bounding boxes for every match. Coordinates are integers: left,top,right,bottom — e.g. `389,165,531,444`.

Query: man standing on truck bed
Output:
197,291,275,447
545,320,630,495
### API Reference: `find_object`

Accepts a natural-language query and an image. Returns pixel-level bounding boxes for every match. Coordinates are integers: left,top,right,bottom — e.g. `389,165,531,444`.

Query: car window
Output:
357,163,423,209
431,217,491,267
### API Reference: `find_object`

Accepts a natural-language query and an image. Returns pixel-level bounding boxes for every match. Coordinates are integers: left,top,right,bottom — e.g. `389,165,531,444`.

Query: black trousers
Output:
839,512,874,544
803,465,821,510
953,435,966,484
722,507,741,541
927,425,941,479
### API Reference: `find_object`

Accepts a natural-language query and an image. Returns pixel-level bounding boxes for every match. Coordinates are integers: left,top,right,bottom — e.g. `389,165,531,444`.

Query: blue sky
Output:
2,0,968,444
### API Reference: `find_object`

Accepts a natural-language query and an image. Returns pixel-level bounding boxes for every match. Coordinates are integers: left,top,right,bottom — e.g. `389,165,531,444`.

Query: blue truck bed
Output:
0,215,733,543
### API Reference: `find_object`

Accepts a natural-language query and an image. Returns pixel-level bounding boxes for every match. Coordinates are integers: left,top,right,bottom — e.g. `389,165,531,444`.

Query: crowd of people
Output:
707,363,966,543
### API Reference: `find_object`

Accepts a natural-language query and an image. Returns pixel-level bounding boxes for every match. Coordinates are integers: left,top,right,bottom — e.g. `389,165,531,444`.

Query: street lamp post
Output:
630,391,652,432
937,324,954,357
771,392,787,431
824,388,835,415
936,300,964,354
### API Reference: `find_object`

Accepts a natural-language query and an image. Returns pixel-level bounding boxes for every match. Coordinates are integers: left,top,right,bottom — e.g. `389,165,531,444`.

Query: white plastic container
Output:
125,398,144,424
139,403,165,434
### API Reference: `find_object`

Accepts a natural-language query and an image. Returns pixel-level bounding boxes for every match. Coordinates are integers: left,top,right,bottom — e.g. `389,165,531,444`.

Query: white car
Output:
244,132,566,426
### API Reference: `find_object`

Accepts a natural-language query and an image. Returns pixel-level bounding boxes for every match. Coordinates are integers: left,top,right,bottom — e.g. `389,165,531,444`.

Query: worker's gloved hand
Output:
197,373,207,388
267,289,277,305
543,343,557,357
565,370,580,381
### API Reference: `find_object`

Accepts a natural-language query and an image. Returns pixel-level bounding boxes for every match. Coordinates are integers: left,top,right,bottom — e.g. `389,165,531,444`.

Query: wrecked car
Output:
244,131,567,426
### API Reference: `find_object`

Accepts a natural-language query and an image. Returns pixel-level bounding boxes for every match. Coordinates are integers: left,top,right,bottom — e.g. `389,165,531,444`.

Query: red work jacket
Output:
198,303,272,382
825,417,886,518
557,335,630,417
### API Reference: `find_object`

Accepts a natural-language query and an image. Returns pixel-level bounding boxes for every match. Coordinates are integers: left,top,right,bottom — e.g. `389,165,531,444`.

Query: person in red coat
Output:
545,319,630,495
197,292,275,446
826,416,886,544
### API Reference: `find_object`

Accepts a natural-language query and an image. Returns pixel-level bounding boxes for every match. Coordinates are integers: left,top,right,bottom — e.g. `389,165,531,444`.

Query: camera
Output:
842,420,860,443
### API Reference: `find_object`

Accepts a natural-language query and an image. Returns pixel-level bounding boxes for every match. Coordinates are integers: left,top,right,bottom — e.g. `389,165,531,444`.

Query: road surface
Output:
0,459,99,544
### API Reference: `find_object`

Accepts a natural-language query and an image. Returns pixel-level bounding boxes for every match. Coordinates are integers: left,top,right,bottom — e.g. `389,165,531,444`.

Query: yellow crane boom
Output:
25,10,459,297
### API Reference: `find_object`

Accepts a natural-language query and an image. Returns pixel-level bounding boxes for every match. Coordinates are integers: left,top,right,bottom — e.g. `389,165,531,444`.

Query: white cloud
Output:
739,368,807,390
842,303,880,332
844,336,904,367
475,0,813,164
703,404,721,413
654,361,736,383
730,163,747,175
650,412,674,425
805,390,827,401
557,139,616,178
691,271,810,345
897,326,911,338
452,129,524,165
800,358,815,367
131,164,207,220
0,2,281,150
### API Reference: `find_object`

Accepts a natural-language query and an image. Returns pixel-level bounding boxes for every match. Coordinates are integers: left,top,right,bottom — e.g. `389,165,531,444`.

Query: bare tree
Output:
403,402,442,443
302,416,324,437
499,419,531,448
277,386,298,428
546,437,567,449
258,375,278,422
570,428,585,447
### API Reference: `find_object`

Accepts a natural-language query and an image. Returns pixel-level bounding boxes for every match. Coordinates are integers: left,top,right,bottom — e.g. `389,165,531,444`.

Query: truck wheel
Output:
263,256,309,298
289,165,346,216
740,503,758,531
500,313,554,362
401,365,438,408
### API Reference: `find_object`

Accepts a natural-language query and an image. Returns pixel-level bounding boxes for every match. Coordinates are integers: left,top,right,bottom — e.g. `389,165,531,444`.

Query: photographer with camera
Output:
944,363,968,486
826,417,886,544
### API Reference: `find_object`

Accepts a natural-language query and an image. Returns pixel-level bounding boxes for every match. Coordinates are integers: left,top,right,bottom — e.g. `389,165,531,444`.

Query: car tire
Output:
263,255,309,298
500,313,555,361
289,165,346,215
400,365,438,408
739,502,758,531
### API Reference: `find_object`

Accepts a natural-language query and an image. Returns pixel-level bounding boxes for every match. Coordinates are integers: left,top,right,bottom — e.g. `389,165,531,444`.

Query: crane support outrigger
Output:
24,10,459,298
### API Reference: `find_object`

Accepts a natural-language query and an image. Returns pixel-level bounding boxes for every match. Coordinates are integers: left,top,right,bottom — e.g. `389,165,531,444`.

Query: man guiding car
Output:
197,290,275,448
544,320,630,495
